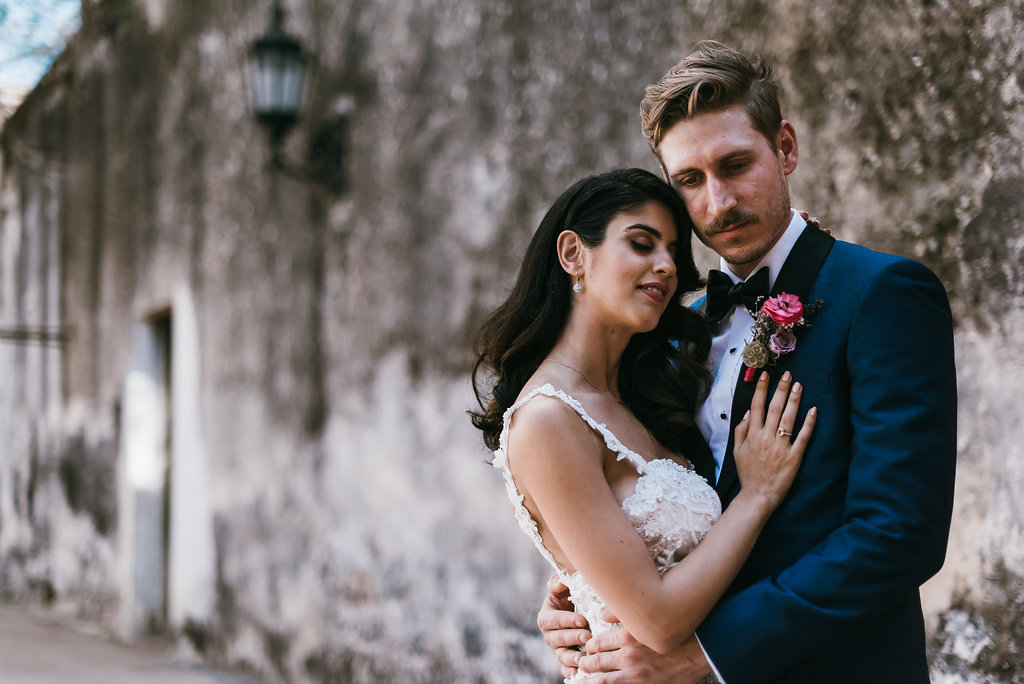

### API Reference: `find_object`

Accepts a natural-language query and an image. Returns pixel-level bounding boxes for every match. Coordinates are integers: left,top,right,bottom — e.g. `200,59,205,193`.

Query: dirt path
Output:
0,606,260,684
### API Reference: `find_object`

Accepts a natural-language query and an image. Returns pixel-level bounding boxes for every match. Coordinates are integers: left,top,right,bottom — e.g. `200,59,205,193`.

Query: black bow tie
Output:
705,267,769,325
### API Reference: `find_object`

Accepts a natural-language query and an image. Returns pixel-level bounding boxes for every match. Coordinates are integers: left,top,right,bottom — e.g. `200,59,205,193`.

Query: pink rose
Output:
761,293,803,326
769,330,797,357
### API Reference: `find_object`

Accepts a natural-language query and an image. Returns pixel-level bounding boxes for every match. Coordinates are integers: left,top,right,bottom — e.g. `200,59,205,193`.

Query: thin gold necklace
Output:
545,358,624,404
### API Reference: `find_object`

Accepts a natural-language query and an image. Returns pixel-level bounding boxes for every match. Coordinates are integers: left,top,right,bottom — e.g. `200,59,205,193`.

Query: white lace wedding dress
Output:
492,384,722,682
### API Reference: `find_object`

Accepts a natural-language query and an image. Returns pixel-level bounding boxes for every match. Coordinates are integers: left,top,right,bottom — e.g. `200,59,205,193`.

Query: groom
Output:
538,41,957,683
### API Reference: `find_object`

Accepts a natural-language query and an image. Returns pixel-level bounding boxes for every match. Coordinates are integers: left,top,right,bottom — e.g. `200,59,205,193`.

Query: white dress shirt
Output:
695,209,806,684
697,210,807,480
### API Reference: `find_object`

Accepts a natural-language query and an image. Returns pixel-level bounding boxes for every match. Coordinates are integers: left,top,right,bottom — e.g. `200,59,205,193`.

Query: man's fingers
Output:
538,572,592,671
537,604,587,632
543,627,591,651
579,650,618,677
586,625,633,654
543,573,572,609
547,573,570,598
798,209,827,231
555,645,584,669
538,573,585,632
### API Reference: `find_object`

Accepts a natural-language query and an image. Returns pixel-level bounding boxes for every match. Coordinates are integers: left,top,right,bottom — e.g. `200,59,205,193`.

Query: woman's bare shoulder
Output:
508,389,582,435
506,387,603,465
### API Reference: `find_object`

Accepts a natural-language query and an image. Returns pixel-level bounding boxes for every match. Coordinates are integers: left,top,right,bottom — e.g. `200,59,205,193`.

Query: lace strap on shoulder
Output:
499,384,648,471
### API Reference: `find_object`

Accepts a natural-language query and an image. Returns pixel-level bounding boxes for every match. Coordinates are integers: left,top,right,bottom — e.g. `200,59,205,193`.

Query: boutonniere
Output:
741,293,823,381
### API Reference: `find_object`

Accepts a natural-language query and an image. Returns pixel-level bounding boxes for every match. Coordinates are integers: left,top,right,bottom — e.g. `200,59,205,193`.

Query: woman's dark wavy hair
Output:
470,168,712,462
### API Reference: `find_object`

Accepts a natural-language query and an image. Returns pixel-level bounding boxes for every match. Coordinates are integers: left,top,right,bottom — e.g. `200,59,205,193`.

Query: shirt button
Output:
720,412,727,420
729,347,737,354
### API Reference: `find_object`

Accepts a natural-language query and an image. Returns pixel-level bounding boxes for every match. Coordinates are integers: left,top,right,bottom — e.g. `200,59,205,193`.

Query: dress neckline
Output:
506,383,692,474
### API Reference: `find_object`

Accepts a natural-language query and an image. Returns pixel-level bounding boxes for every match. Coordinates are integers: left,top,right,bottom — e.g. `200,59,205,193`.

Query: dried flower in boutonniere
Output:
741,293,823,381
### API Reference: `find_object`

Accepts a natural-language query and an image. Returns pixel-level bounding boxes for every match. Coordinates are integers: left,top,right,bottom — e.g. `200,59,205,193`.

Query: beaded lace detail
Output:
492,384,721,681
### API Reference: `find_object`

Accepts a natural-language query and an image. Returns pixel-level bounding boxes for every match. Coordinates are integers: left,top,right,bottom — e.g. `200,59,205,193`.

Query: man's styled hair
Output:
641,40,783,157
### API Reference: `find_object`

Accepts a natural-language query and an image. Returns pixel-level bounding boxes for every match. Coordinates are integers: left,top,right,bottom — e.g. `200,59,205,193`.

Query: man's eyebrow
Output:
720,149,754,163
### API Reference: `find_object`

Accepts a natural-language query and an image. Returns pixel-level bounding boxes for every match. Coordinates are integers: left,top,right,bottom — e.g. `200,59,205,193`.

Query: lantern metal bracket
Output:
271,102,350,196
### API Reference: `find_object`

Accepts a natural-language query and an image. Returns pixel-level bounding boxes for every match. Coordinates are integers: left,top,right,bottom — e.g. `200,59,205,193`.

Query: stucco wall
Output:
1,0,1022,681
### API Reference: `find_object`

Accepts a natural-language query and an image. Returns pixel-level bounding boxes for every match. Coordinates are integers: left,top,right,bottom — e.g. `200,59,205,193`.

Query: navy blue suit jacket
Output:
693,227,957,683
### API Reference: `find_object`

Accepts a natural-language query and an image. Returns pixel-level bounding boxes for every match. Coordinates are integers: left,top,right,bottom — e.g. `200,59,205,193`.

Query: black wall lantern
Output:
245,1,347,195
246,0,309,155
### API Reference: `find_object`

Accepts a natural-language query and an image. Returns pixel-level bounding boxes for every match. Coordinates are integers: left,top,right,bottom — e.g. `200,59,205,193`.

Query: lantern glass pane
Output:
246,44,306,115
281,57,304,111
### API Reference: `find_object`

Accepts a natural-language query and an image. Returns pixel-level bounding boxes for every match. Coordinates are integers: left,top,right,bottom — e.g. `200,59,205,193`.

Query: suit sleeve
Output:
695,257,957,682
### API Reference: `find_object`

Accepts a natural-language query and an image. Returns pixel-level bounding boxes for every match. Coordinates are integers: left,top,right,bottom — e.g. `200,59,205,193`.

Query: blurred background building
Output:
0,0,1022,682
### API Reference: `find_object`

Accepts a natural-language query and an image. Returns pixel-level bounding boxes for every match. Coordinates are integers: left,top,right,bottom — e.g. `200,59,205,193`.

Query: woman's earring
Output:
572,271,582,293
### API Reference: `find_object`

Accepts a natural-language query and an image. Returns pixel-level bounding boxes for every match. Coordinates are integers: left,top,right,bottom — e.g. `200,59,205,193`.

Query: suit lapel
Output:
769,226,835,300
714,227,835,500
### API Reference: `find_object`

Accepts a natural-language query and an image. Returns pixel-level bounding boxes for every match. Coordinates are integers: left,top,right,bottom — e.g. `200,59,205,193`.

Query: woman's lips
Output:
639,283,668,302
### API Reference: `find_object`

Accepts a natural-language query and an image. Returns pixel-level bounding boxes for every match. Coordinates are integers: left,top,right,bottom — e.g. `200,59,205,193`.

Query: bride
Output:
471,168,816,678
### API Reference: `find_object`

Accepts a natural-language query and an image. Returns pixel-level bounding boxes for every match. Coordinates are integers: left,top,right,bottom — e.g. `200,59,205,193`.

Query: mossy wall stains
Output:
932,560,1024,683
1,0,1021,680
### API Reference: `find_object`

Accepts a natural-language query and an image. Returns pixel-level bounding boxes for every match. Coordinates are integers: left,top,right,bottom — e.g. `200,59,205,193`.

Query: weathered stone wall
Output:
1,0,1021,681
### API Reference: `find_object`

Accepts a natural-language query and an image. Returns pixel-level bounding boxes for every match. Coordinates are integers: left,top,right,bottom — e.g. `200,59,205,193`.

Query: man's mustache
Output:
705,210,759,234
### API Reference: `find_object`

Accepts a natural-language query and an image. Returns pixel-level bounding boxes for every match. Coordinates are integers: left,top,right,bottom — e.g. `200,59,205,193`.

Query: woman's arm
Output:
511,372,815,654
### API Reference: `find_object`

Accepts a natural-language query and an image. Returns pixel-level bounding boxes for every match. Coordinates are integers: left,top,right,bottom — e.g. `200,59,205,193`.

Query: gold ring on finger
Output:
776,428,792,438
